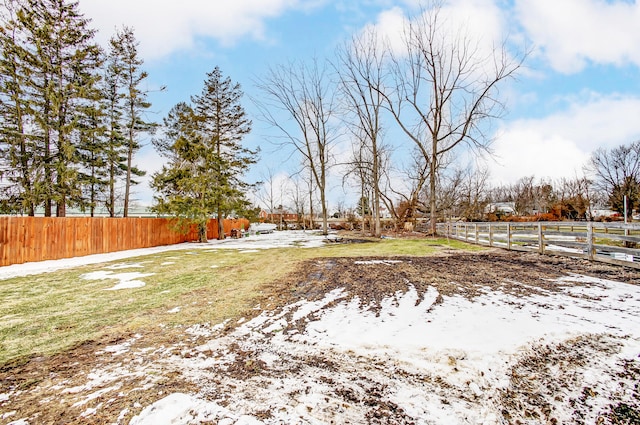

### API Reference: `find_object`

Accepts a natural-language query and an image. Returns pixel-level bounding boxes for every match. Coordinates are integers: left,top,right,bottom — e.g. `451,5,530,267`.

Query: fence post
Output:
475,224,479,244
538,223,545,254
507,223,512,250
587,222,595,261
489,224,493,247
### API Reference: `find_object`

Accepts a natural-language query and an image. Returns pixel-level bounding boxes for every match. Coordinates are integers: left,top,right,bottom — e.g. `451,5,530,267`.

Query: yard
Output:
0,231,639,424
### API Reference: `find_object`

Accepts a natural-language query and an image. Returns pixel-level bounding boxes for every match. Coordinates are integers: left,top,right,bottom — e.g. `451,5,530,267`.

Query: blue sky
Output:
77,0,640,210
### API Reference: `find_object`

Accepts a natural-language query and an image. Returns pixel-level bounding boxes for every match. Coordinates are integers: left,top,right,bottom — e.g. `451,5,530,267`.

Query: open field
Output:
0,231,639,424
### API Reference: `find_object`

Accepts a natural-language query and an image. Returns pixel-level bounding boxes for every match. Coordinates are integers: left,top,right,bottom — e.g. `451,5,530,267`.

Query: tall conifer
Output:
152,67,257,242
17,0,102,216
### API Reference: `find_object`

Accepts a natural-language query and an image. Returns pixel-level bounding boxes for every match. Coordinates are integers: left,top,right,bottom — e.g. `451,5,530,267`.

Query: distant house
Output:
484,202,516,216
592,209,620,219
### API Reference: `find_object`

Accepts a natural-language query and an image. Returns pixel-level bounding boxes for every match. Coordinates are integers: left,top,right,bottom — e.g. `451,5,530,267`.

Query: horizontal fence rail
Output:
0,217,249,267
437,221,640,269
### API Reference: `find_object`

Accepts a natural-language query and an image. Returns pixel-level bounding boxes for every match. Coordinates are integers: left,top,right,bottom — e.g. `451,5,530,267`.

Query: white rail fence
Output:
437,222,640,269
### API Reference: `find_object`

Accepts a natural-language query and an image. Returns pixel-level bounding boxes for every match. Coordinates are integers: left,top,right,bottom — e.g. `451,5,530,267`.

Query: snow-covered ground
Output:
124,269,640,424
0,230,328,280
2,231,639,424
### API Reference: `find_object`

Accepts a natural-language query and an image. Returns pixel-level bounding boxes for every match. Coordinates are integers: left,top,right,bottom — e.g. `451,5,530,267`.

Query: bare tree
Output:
381,2,525,234
555,176,592,220
342,133,373,232
336,27,386,237
254,167,281,223
255,59,337,235
288,173,307,229
452,166,490,221
588,141,640,219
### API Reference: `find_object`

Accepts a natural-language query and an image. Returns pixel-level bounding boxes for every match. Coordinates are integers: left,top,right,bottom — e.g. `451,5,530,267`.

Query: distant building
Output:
484,202,516,216
591,209,620,219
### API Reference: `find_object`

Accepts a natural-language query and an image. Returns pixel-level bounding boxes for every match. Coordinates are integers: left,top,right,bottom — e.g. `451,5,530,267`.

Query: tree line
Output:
0,0,152,217
440,139,640,223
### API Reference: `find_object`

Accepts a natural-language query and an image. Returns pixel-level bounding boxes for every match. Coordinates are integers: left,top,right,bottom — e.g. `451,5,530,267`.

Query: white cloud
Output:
516,0,640,73
78,0,320,60
371,0,507,56
488,94,640,184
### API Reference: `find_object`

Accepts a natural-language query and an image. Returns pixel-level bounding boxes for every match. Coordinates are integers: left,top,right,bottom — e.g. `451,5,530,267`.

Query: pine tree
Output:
112,26,152,217
101,30,127,216
192,67,255,239
152,68,257,242
0,0,39,215
75,96,107,216
17,0,102,216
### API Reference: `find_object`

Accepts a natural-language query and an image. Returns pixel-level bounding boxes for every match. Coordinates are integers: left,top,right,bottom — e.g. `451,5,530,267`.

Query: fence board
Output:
0,217,249,267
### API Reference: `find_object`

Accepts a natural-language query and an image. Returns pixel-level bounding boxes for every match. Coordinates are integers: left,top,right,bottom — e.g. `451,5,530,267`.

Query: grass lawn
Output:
0,236,478,366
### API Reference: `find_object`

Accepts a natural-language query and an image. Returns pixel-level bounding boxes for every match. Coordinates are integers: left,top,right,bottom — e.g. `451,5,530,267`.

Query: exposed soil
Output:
1,250,639,424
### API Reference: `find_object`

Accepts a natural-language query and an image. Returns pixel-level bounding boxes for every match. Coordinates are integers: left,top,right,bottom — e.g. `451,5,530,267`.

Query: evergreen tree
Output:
75,96,107,216
192,67,255,239
152,68,256,242
112,26,152,217
0,0,39,215
17,0,102,216
101,30,127,216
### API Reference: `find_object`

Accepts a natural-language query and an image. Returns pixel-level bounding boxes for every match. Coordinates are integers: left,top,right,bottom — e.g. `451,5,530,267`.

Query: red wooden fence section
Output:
0,217,250,267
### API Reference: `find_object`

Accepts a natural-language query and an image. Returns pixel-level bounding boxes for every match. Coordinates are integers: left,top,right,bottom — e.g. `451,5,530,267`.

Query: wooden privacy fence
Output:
437,221,640,269
0,216,250,267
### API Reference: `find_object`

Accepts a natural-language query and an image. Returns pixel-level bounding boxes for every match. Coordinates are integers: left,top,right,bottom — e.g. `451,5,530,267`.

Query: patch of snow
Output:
99,335,141,356
354,260,403,265
129,393,263,425
107,280,146,290
160,262,175,266
80,270,154,291
116,408,130,423
104,263,144,270
1,411,16,420
185,322,227,338
72,386,119,408
167,307,181,314
80,404,101,417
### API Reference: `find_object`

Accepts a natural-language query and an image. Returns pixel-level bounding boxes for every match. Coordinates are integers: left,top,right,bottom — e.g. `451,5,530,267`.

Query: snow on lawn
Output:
3,231,639,423
0,230,328,280
130,272,640,425
81,270,155,290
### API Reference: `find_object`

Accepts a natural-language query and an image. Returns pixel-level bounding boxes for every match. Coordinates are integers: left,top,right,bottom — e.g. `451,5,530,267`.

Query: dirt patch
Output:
1,250,639,424
277,250,639,312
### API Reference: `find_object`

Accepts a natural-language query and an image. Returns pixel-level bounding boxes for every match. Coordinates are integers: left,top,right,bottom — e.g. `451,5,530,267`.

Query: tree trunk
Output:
124,145,132,217
361,184,366,234
430,137,437,236
199,221,208,243
308,169,315,230
109,162,115,217
320,168,328,235
372,138,381,238
217,206,225,240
